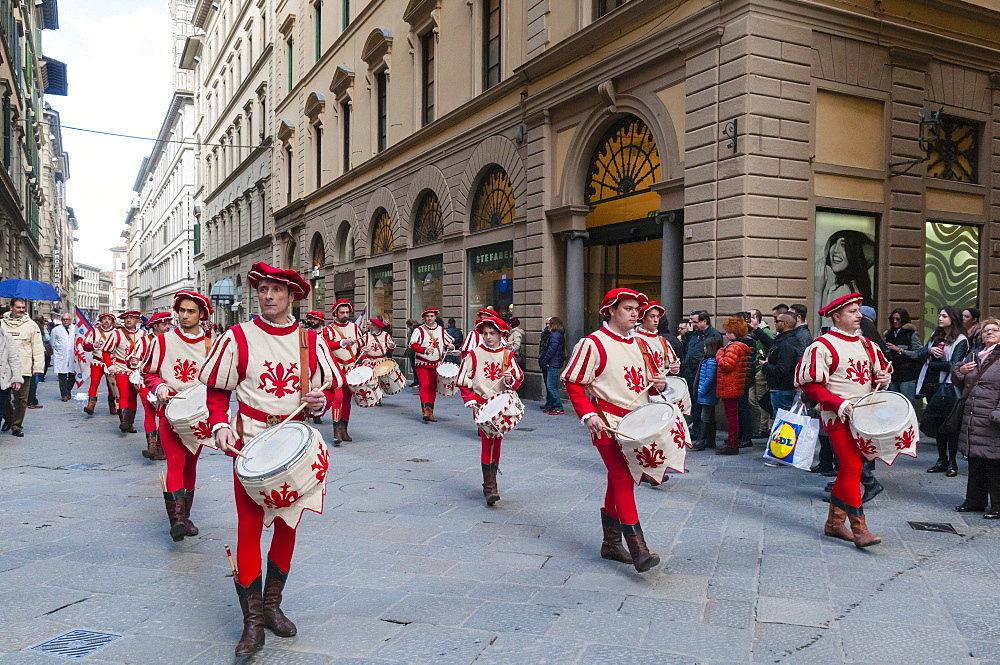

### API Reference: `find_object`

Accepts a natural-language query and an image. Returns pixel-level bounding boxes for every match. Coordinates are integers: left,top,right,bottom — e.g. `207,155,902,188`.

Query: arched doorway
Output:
582,115,666,329
310,232,326,312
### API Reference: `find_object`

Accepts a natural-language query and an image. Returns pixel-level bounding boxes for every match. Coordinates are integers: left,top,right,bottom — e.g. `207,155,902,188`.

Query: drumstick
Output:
852,400,886,408
261,381,331,442
159,471,166,492
224,544,238,578
602,427,639,442
623,380,658,410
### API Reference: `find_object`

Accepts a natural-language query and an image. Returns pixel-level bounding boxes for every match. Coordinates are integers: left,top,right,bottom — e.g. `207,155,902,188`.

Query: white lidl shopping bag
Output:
763,399,820,470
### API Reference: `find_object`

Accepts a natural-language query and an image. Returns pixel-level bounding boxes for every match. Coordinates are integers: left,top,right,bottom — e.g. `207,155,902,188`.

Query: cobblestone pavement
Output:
1,382,998,664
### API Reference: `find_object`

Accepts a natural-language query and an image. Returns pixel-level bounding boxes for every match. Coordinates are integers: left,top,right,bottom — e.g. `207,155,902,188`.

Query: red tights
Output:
480,430,502,465
114,374,138,411
233,470,296,585
828,419,864,510
160,419,200,493
595,434,639,525
139,387,157,434
87,364,105,399
332,386,353,421
722,398,740,448
416,366,437,405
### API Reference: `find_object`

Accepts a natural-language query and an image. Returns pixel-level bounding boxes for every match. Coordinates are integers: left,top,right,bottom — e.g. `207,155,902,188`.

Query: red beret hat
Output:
144,312,173,328
173,290,213,321
98,313,116,322
818,292,864,318
599,288,648,316
247,262,310,300
331,298,354,313
639,301,665,318
368,318,387,329
475,316,510,335
119,310,141,319
421,307,440,317
306,310,327,321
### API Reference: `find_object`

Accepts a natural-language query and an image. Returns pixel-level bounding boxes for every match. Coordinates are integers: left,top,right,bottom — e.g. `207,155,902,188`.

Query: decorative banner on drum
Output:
850,391,920,465
763,403,820,471
73,307,94,389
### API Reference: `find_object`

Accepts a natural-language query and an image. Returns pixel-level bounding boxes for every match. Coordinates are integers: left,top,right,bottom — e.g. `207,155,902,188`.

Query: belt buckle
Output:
265,414,283,426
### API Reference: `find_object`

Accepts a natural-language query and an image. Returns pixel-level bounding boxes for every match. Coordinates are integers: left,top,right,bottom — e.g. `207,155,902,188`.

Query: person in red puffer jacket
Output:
715,317,752,455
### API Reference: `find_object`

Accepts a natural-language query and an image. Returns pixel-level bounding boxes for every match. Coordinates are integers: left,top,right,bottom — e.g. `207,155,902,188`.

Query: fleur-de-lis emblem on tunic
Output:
895,426,916,450
671,423,688,448
174,359,198,383
261,482,301,509
483,361,503,381
258,361,300,398
624,366,645,393
650,351,664,370
192,420,212,440
846,359,871,386
312,444,329,483
634,442,666,468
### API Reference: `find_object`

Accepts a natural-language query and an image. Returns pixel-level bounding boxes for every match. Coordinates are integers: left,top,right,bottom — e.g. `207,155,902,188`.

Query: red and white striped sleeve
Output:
198,329,240,391
795,340,833,390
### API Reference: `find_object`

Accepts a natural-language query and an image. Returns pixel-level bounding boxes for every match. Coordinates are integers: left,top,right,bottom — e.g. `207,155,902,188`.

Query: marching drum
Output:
850,390,920,465
346,365,384,408
235,422,328,526
436,362,461,396
615,401,691,484
474,391,525,437
649,376,692,416
374,359,406,395
165,383,214,453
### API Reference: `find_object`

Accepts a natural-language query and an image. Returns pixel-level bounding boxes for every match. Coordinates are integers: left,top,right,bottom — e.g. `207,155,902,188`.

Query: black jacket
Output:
540,329,565,369
792,324,813,349
681,325,723,383
884,325,920,383
761,329,805,391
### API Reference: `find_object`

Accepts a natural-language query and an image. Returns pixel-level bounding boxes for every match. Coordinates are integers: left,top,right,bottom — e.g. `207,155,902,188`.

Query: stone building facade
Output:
38,104,74,315
212,0,997,395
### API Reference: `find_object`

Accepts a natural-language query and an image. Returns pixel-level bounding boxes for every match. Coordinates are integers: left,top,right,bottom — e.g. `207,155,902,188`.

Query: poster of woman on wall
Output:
815,211,877,312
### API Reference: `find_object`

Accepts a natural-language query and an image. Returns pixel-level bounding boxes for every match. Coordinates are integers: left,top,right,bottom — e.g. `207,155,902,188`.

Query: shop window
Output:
585,115,661,228
411,255,443,320
369,264,393,326
467,242,513,329
371,209,394,255
413,191,443,245
470,166,514,232
925,221,979,340
927,116,979,183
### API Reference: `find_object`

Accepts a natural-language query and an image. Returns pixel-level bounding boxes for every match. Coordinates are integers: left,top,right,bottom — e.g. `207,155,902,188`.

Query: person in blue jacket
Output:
539,316,565,414
692,336,723,450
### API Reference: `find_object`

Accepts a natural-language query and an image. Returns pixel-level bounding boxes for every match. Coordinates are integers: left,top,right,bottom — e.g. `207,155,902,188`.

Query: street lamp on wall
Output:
889,103,942,176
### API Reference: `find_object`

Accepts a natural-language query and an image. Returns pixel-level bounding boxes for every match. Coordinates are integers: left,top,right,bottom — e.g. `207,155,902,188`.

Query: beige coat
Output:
0,314,43,376
0,329,22,388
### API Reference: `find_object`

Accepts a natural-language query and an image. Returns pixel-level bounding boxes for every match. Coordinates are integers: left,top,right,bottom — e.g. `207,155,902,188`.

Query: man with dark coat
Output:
759,313,804,414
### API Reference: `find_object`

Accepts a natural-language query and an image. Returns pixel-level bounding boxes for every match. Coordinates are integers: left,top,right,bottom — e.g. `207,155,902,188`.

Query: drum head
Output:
237,422,313,481
617,402,678,445
660,377,689,402
476,393,512,422
437,363,459,378
346,365,374,384
852,391,912,436
374,359,396,376
165,383,207,419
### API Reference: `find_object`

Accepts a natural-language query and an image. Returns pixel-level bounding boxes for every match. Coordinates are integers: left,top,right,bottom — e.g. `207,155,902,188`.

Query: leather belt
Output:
238,402,305,427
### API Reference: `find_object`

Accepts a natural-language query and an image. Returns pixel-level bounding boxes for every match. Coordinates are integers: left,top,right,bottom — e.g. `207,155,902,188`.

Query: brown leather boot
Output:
142,431,165,460
339,419,353,442
182,490,198,536
163,489,187,542
108,396,118,415
119,409,137,434
481,463,500,506
621,522,660,572
84,397,97,415
263,559,297,637
234,576,265,656
421,404,432,422
848,513,882,549
425,404,437,422
823,504,854,542
600,510,633,564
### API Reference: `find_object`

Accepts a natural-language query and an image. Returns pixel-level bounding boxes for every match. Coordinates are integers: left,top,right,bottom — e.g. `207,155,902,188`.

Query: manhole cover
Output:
338,481,405,494
908,521,959,534
27,630,122,659
59,463,101,471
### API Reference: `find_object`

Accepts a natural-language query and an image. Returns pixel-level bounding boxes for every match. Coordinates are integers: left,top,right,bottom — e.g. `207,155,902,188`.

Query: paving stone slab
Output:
752,623,843,664
373,624,495,665
462,601,562,635
380,593,483,627
756,596,832,628
839,619,974,664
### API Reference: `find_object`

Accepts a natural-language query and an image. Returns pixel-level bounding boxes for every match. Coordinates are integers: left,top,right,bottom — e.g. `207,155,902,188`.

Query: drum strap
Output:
636,338,658,385
299,328,311,394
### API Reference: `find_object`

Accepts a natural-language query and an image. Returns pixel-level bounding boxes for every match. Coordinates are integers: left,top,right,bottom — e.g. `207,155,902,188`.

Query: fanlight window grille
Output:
371,210,394,255
470,166,515,232
586,115,661,204
413,192,444,245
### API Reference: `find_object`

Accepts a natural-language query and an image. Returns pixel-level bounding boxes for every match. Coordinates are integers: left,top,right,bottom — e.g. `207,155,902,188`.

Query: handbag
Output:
925,382,958,417
939,350,1000,435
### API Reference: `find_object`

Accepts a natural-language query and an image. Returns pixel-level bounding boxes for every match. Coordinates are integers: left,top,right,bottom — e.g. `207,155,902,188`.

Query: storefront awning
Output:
210,278,235,301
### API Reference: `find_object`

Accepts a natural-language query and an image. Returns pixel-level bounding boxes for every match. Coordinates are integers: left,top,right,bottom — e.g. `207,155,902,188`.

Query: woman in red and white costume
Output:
322,298,363,444
458,316,524,505
102,311,147,435
795,292,891,548
137,312,173,460
409,307,454,422
143,291,214,542
460,307,500,357
361,318,396,366
82,313,119,416
562,288,668,572
199,263,339,657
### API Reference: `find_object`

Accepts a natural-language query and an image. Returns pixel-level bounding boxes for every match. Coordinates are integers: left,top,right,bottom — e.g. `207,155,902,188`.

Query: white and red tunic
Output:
409,324,453,368
794,329,890,427
143,328,211,397
200,316,340,440
83,326,116,367
322,320,364,368
458,344,525,406
361,329,396,367
635,327,680,375
103,327,147,375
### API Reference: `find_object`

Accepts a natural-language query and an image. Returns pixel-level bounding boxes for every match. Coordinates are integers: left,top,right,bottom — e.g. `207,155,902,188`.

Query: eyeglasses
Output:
983,328,1000,334
890,316,901,321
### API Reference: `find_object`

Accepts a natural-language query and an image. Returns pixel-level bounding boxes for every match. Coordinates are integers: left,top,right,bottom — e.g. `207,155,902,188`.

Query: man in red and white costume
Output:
562,288,668,572
409,307,454,422
795,292,891,548
143,291,214,541
322,298,362,444
460,307,499,357
636,301,681,377
361,318,396,366
200,263,339,657
458,316,523,505
137,312,173,460
103,311,147,435
82,313,119,416
304,311,326,330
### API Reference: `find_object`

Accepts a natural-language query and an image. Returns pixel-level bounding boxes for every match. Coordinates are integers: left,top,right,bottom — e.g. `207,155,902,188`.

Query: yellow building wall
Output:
814,91,884,170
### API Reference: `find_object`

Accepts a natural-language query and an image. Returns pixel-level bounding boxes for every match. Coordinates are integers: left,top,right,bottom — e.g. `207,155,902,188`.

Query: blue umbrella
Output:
0,279,62,301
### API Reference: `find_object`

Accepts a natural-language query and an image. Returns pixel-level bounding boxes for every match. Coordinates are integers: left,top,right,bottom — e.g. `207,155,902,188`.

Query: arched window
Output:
470,166,514,232
413,190,443,245
286,239,298,270
370,209,394,255
336,222,354,262
586,115,661,204
311,232,326,268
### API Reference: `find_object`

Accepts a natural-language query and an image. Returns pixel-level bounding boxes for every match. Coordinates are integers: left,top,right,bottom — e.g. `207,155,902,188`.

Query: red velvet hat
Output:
119,310,141,319
639,301,666,319
368,318,387,329
331,298,354,313
818,292,864,318
144,312,173,328
247,262,310,300
173,290,213,321
475,316,510,335
306,310,326,321
476,307,495,319
421,307,440,317
97,313,116,323
599,288,648,316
